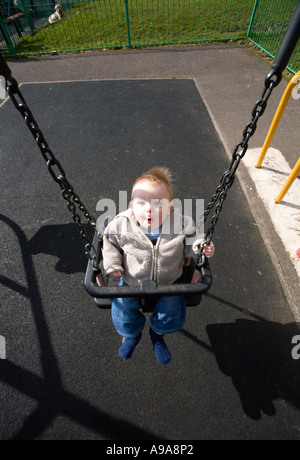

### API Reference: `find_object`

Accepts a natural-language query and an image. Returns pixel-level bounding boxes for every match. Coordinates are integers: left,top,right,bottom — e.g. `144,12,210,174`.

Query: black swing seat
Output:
84,231,212,312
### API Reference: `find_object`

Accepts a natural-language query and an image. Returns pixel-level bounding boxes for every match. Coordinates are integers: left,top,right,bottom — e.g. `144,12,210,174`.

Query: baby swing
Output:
1,2,299,312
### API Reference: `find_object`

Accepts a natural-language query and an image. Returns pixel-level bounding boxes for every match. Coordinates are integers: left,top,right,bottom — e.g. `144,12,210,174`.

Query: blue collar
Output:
138,223,162,244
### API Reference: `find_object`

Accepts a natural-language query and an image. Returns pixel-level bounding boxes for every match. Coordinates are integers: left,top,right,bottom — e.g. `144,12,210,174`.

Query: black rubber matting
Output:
0,80,299,440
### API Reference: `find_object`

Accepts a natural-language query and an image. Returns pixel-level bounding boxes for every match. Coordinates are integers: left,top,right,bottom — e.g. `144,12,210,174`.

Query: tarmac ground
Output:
0,45,299,440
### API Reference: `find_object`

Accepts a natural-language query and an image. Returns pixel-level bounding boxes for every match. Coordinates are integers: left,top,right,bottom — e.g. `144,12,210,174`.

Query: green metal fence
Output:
0,0,299,73
0,0,255,55
248,0,300,74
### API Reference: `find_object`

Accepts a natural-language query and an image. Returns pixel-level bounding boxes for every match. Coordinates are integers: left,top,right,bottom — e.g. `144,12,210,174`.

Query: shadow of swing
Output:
180,292,300,420
206,319,300,420
28,222,91,274
0,214,162,440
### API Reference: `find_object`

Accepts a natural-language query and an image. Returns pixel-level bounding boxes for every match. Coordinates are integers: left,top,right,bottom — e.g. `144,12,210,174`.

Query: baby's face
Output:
131,179,172,230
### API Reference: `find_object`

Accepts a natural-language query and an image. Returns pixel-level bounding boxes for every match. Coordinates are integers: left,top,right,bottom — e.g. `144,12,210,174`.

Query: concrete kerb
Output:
195,80,300,320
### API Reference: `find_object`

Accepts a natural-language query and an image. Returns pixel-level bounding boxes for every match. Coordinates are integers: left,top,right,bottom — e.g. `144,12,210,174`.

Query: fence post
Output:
247,0,259,38
19,0,35,34
0,17,18,58
124,0,132,48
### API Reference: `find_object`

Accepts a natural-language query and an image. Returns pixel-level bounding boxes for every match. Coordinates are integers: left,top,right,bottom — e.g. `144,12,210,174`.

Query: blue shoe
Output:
149,328,171,364
118,334,142,360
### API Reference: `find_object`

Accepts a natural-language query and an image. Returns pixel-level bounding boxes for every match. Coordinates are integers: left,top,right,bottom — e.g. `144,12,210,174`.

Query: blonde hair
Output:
132,166,174,200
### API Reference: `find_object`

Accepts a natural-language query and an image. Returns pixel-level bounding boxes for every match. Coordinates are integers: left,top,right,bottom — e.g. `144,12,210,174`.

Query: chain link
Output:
5,76,99,270
197,69,282,268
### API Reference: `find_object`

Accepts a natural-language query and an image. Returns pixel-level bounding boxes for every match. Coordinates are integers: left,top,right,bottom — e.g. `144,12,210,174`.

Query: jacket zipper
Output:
129,216,163,283
152,232,163,283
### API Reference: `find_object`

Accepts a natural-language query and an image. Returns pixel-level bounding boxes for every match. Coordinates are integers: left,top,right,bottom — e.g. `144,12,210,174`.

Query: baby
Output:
102,166,215,364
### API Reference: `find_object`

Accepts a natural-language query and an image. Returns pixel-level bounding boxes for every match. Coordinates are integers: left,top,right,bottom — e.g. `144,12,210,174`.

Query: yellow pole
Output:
256,71,300,168
275,158,300,203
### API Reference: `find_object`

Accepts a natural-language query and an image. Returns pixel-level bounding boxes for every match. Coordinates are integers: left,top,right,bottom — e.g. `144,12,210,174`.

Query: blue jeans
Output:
111,278,186,338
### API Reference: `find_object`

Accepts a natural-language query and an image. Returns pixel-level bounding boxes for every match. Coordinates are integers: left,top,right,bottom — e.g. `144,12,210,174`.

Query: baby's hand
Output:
108,270,123,281
203,242,215,258
193,239,215,258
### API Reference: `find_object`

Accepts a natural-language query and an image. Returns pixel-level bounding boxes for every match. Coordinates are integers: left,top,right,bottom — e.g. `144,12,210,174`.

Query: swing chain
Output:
197,69,281,267
58,175,99,267
5,75,99,270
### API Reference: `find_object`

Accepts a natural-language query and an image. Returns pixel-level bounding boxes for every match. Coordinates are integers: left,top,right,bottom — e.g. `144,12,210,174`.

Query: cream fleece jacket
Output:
102,208,197,286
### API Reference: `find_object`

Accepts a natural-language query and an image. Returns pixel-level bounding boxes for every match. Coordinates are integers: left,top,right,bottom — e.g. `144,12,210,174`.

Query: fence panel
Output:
127,0,254,47
0,0,28,56
1,0,255,56
248,0,300,74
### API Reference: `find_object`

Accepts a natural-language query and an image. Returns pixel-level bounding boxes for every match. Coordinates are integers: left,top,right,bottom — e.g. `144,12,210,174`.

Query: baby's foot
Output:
118,334,142,360
149,328,171,364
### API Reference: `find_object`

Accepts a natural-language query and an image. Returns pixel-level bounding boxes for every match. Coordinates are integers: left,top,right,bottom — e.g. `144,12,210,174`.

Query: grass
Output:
14,0,255,56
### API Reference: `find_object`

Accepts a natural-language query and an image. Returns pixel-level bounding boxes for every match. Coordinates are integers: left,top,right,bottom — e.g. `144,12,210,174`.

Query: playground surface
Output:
0,45,299,440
